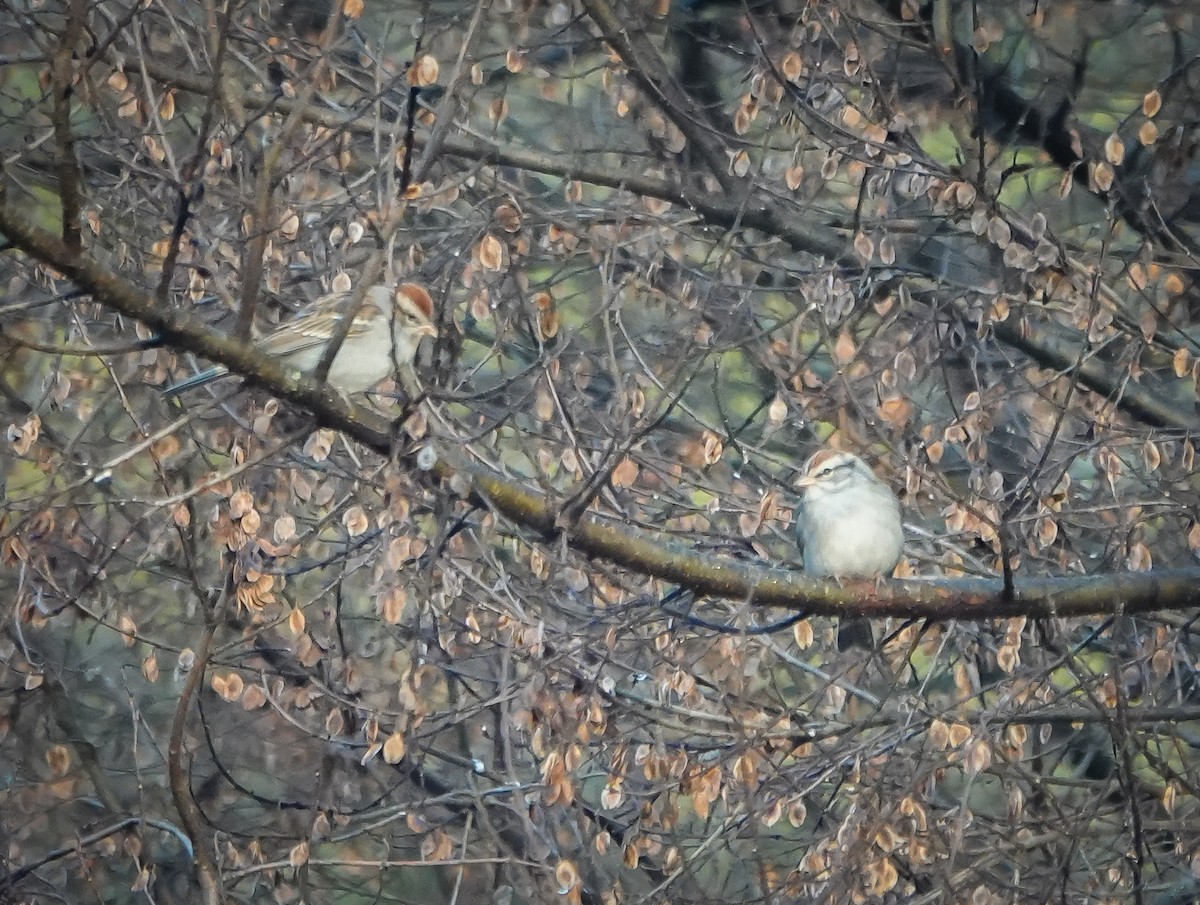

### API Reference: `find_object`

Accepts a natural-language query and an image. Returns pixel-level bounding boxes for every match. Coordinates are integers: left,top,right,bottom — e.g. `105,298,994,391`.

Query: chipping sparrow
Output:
163,283,437,397
795,448,904,649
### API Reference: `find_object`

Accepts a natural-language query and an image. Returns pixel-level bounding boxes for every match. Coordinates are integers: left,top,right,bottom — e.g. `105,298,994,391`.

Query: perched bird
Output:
795,448,904,649
163,283,437,398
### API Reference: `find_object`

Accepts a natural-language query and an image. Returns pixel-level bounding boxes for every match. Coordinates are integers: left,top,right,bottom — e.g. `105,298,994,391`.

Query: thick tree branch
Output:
50,0,87,254
4,203,1200,624
992,315,1193,430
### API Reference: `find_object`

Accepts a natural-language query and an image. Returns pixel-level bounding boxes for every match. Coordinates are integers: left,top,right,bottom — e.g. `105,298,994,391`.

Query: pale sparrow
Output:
163,283,437,397
795,448,904,649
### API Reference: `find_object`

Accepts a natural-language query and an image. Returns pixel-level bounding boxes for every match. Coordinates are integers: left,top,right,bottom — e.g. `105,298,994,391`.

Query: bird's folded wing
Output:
258,304,382,356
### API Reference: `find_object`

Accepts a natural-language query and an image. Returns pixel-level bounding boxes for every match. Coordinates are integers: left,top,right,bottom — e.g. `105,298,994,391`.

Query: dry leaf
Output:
1091,161,1114,192
1104,133,1125,166
377,587,407,624
878,396,912,427
555,861,580,894
477,234,505,271
343,506,369,537
853,231,874,262
833,330,856,364
1173,347,1189,378
701,431,724,465
780,51,803,82
289,840,309,868
383,731,406,763
612,457,639,487
410,54,439,86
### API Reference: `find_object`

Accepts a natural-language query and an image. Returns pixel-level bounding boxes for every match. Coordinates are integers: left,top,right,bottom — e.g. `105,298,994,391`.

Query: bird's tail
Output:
837,616,875,651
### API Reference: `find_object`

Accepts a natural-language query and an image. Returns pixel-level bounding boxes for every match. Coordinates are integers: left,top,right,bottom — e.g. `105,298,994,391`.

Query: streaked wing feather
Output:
259,302,383,355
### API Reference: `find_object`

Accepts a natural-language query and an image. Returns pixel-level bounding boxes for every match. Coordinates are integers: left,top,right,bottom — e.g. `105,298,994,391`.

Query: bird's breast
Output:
800,494,903,578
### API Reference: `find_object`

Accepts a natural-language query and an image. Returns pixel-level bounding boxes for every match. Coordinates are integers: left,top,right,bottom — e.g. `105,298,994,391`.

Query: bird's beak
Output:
415,324,439,339
795,474,815,490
